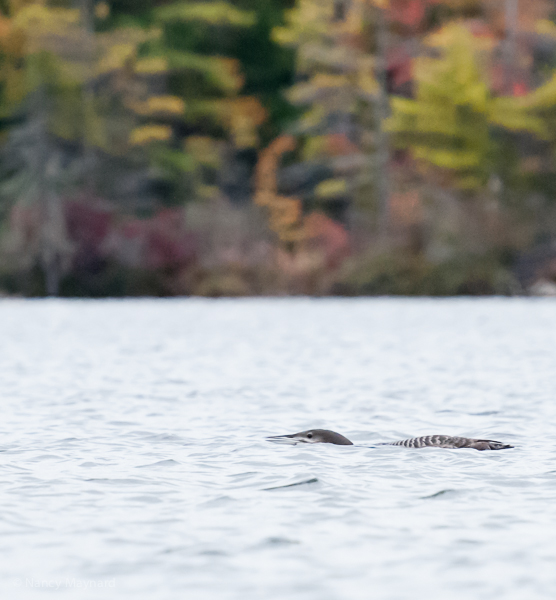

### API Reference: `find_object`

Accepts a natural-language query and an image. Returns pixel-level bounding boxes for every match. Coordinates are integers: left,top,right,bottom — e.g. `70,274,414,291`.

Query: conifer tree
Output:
386,24,548,191
272,0,383,234
0,0,269,293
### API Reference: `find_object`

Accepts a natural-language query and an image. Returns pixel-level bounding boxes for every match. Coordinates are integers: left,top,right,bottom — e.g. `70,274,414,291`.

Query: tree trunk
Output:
79,0,98,192
34,86,68,296
374,4,390,240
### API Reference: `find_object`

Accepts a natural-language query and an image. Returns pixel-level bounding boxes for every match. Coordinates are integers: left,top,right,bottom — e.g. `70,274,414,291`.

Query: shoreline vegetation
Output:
1,1,556,297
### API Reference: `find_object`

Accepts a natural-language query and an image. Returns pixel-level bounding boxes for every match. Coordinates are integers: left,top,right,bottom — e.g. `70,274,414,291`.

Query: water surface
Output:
1,298,555,599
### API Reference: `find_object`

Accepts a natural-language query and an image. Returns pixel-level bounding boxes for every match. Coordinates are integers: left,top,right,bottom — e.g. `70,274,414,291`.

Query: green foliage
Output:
3,1,556,297
156,2,255,27
269,0,380,221
386,24,551,190
163,51,244,94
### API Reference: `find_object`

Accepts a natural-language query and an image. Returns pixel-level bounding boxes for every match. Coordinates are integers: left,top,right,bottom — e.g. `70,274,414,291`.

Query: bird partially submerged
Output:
268,429,354,446
267,429,513,451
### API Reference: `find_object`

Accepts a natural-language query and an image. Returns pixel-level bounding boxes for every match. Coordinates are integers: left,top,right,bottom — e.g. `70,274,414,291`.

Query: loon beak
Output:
266,434,299,445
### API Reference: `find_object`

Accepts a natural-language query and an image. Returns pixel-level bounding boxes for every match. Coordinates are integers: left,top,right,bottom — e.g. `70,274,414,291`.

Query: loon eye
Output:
307,433,313,439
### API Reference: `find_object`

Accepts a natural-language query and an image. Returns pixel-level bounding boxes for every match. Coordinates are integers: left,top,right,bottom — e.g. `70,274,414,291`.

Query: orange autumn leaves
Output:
254,135,349,267
255,135,303,243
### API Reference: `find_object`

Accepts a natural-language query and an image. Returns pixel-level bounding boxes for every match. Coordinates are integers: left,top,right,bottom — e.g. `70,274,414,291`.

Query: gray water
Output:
1,298,555,600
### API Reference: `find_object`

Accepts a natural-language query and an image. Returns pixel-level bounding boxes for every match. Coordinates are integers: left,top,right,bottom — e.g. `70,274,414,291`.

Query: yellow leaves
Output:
156,2,255,27
312,73,350,90
315,178,347,199
387,18,556,189
228,97,267,148
273,1,337,46
387,95,417,119
274,0,378,152
515,72,556,111
166,52,244,94
358,56,379,97
96,43,135,75
2,3,160,97
387,27,490,187
95,2,110,21
415,26,490,114
535,19,556,39
94,28,160,75
130,95,185,117
413,147,481,170
487,72,556,142
0,2,86,106
12,4,80,32
417,25,493,118
0,1,261,211
295,0,333,25
128,96,264,153
275,0,374,49
387,23,550,189
2,3,80,58
298,104,326,131
425,21,494,51
95,28,159,75
288,73,350,104
489,97,545,137
415,23,556,137
210,57,244,94
147,95,185,116
98,26,160,49
341,0,367,34
135,57,168,74
129,125,172,146
185,137,221,168
272,25,298,47
303,135,327,159
298,43,354,73
186,96,266,147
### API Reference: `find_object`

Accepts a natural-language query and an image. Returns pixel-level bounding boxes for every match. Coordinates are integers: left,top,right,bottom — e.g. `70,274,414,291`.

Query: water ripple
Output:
1,298,555,600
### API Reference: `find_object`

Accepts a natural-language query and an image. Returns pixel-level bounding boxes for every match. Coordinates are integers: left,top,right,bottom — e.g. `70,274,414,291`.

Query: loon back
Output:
267,430,512,450
385,435,513,451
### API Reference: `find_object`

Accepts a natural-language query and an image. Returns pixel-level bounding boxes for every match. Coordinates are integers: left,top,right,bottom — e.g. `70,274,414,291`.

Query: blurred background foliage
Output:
1,0,556,297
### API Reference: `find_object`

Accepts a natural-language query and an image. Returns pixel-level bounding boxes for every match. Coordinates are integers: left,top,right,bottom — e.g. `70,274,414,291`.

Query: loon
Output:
267,429,513,451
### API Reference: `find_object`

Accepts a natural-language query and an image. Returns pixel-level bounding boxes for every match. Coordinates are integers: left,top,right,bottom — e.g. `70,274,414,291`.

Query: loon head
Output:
267,429,353,446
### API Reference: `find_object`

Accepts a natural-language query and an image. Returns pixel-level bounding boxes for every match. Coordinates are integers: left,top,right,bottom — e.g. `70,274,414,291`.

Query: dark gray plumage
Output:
266,429,353,446
267,430,512,451
384,435,512,451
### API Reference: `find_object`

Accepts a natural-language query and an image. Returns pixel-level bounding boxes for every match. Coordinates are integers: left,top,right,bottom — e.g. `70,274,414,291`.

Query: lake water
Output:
1,298,555,600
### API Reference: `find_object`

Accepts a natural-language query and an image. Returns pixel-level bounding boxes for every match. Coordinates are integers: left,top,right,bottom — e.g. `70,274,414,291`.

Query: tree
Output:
272,0,385,234
386,23,546,191
0,0,270,294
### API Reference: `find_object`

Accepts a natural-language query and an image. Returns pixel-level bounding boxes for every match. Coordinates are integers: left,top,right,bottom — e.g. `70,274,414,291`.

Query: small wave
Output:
264,477,318,490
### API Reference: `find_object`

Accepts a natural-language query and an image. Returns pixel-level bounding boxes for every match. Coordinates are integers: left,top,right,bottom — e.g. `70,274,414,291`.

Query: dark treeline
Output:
1,0,556,297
